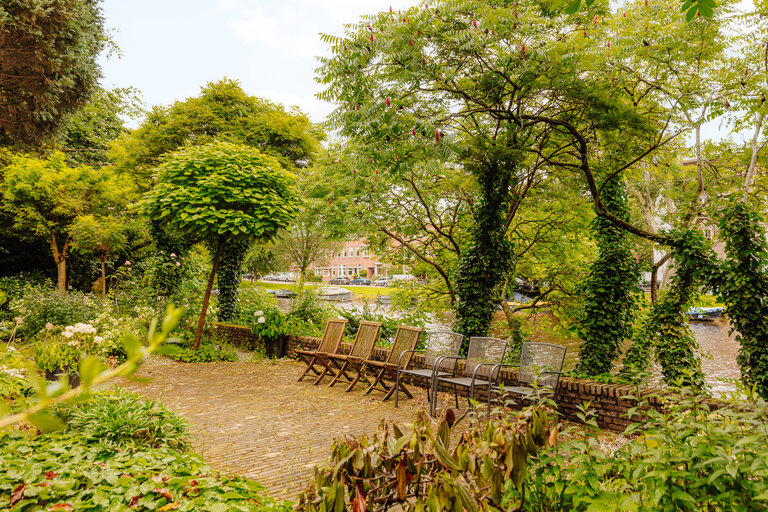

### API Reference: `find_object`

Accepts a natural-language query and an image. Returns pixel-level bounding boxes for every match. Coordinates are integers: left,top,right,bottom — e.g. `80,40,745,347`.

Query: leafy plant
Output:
167,343,238,364
9,284,100,339
298,404,556,512
62,388,189,451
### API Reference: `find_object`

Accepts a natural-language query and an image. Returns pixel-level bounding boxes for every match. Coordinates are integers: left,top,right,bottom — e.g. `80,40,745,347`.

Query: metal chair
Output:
487,342,566,415
393,330,464,407
431,337,508,416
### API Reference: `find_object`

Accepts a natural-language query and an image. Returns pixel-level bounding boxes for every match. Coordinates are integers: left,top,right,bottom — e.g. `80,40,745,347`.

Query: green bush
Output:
284,288,335,337
505,386,768,511
0,427,288,512
167,343,238,363
9,284,101,339
61,388,189,451
339,301,426,347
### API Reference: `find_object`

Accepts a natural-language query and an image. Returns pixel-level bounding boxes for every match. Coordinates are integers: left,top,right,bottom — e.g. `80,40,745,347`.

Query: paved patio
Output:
119,356,461,500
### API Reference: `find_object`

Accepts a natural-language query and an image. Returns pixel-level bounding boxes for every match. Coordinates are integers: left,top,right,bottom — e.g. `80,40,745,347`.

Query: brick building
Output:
311,240,388,281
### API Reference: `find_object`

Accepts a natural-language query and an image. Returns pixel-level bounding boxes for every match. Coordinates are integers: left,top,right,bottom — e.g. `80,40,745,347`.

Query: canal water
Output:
277,297,742,393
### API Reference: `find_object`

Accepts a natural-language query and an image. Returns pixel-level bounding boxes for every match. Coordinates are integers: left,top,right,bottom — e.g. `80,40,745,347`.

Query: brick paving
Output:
119,355,464,500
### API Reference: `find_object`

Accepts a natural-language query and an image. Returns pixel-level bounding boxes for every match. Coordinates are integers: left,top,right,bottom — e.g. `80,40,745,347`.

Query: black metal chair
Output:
393,330,464,407
431,336,508,416
487,342,566,415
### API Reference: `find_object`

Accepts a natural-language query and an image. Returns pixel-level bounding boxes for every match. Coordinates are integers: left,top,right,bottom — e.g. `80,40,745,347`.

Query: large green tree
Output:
0,0,104,148
1,152,125,294
141,141,300,349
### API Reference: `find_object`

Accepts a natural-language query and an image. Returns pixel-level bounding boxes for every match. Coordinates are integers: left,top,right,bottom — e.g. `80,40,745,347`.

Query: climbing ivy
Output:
709,201,768,398
621,230,710,388
577,177,642,376
453,157,516,342
216,240,248,322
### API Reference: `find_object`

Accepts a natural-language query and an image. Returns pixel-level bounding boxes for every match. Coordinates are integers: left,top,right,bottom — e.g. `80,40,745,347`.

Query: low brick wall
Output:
213,325,658,432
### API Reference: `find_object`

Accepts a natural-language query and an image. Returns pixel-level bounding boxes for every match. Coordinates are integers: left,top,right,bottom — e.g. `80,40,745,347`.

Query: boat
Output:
317,286,352,302
274,288,296,298
687,306,724,321
376,294,392,305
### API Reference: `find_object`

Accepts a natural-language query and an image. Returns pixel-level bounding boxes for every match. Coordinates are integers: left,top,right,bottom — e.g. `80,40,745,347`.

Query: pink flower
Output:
170,253,177,258
125,261,131,266
176,262,181,267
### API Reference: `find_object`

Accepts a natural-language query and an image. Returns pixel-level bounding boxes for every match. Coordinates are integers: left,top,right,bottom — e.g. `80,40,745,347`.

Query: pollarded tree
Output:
141,141,299,349
0,0,105,148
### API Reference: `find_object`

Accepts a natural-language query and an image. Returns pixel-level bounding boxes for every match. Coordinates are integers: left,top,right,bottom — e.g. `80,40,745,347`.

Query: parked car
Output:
328,276,351,285
350,277,371,286
373,276,391,287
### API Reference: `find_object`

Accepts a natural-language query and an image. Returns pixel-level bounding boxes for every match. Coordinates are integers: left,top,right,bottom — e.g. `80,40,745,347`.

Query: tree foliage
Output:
141,141,300,348
0,0,105,148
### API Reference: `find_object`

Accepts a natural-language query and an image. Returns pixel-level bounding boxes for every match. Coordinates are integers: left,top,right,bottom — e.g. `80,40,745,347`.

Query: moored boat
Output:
687,306,724,321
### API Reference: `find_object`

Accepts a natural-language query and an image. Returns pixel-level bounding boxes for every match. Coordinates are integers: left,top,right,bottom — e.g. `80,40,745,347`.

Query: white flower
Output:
0,364,24,379
67,340,79,347
257,317,266,324
6,346,16,352
62,331,74,338
254,310,264,317
14,317,23,326
65,325,74,333
45,322,54,331
94,336,104,344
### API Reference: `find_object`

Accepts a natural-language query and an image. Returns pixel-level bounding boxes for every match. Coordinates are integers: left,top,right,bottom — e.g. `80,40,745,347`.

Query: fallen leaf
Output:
128,495,141,508
45,471,58,480
10,483,25,506
159,502,179,511
153,488,174,500
48,504,73,511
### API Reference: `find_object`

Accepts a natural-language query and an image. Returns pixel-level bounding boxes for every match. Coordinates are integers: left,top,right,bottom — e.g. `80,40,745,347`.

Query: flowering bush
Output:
0,346,32,414
9,284,100,339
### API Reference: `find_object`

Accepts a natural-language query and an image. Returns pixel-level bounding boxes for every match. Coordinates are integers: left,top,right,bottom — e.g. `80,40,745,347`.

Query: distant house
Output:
310,240,389,281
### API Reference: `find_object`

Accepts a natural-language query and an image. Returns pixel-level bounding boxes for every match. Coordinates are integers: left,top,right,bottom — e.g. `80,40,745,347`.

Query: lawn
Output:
241,280,391,300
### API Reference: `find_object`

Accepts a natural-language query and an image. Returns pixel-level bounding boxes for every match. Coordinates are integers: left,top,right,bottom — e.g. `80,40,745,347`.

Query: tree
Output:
0,0,105,148
141,141,299,349
2,152,122,294
56,86,144,167
114,78,323,317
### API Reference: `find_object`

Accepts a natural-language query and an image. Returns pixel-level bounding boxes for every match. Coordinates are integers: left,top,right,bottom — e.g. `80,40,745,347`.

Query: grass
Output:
241,280,392,299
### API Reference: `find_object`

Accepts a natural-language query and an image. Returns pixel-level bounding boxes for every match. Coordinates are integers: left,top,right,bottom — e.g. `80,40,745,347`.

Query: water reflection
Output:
276,297,742,392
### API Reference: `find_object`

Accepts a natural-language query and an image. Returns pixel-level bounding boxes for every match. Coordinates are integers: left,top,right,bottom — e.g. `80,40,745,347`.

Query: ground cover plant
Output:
1,389,288,512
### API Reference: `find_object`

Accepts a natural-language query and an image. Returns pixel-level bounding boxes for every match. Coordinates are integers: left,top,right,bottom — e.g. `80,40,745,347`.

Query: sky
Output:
98,0,419,127
98,0,751,143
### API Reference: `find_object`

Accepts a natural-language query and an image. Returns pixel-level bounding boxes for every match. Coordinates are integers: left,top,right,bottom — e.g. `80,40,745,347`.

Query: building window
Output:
343,249,347,257
356,248,360,257
703,228,713,240
323,269,329,276
348,269,354,276
362,248,369,258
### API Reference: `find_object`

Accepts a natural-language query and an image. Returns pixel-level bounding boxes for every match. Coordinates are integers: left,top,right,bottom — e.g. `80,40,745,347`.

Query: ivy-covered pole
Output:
711,201,768,398
621,230,710,388
577,177,641,376
217,240,248,322
453,157,517,339
142,141,299,350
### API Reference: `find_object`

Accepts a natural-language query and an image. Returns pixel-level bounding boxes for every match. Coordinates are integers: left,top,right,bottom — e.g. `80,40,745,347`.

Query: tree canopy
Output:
0,0,105,148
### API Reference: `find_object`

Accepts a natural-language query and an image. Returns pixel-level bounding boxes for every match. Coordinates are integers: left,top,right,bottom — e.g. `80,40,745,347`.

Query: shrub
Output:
9,284,101,339
0,425,288,512
339,301,426,347
284,288,335,336
167,343,238,363
61,388,189,451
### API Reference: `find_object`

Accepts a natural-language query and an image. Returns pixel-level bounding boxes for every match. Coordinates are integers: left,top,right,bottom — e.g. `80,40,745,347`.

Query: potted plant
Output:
249,307,287,358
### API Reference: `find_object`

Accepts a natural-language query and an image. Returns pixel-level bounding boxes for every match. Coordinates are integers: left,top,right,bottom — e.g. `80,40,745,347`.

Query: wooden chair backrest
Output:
385,325,423,366
317,319,348,354
348,321,382,359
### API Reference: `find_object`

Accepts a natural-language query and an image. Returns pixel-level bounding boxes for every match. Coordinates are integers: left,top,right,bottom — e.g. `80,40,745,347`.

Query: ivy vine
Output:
621,230,710,388
216,240,248,322
577,176,642,376
708,201,768,398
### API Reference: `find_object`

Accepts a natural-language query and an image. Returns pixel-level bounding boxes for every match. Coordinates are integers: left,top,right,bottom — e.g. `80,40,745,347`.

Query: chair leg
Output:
364,368,386,395
297,354,316,382
395,369,401,407
453,384,459,409
312,367,328,386
328,361,349,387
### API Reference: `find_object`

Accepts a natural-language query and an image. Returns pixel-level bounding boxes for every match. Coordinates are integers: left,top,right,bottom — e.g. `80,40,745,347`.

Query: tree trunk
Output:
193,237,225,350
50,233,67,296
100,256,107,300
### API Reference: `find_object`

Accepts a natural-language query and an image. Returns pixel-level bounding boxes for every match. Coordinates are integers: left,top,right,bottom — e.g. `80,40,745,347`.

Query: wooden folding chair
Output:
358,325,423,400
296,318,348,384
321,321,382,391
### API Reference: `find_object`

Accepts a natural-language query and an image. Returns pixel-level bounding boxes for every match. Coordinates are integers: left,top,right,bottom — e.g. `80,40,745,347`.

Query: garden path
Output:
119,356,462,500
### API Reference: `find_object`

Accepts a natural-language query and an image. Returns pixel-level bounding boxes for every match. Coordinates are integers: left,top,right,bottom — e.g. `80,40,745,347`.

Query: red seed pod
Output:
370,33,374,41
367,23,372,31
514,11,518,18
606,41,610,47
513,22,517,29
386,97,391,107
409,37,413,45
583,30,587,37
472,18,478,28
521,42,525,55
412,128,416,136
593,15,598,24
623,11,627,17
390,5,393,12
435,129,440,142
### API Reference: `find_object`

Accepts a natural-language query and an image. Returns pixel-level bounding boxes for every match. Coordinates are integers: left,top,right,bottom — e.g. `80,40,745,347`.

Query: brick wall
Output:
214,325,662,432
